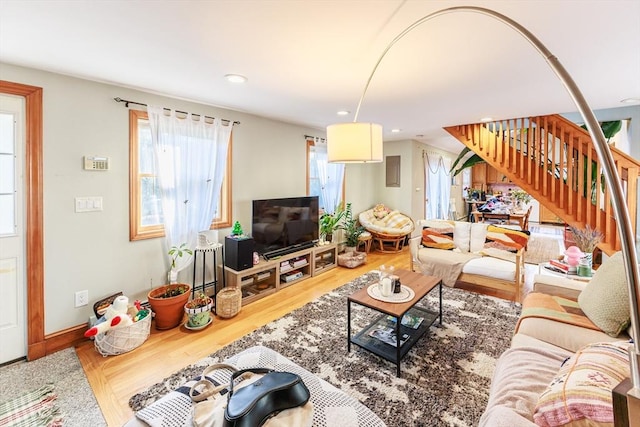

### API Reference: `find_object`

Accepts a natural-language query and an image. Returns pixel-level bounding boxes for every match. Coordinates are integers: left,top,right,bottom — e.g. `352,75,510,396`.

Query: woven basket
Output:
94,313,151,357
338,251,367,268
217,287,242,318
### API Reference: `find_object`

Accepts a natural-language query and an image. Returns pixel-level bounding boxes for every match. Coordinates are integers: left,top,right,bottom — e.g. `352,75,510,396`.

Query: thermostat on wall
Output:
84,156,110,171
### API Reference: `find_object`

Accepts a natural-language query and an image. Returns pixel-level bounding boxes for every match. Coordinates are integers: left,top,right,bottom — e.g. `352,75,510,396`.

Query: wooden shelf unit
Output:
223,243,338,305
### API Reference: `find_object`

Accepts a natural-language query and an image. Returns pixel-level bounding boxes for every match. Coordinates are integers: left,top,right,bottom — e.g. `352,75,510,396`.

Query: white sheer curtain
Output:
147,106,233,272
424,152,452,220
313,142,344,214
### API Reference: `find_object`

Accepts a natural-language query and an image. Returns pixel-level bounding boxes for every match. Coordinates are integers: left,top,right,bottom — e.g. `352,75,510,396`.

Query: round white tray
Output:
367,283,415,303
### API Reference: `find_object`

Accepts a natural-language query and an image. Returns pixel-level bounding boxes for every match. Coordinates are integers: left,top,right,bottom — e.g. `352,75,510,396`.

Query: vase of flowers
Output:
510,189,532,213
569,225,603,275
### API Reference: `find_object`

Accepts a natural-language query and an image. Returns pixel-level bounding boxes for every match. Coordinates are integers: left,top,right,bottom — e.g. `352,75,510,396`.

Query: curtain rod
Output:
114,97,240,125
305,134,326,143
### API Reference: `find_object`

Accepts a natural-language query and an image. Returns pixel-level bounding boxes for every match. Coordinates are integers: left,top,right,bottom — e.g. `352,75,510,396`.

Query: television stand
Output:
222,243,338,305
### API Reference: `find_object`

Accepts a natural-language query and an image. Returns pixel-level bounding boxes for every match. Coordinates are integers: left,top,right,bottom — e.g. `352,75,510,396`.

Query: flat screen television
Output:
252,196,319,258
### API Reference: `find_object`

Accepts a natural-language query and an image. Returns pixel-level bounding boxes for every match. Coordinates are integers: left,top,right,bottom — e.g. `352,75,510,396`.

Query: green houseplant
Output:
184,291,213,329
319,204,345,242
342,203,364,250
167,243,193,283
148,242,194,330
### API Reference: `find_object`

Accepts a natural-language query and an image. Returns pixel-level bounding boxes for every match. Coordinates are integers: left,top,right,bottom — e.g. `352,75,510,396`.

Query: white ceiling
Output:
1,0,639,154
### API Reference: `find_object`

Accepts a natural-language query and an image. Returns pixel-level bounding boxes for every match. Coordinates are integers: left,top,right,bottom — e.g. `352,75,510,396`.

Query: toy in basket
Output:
86,295,151,356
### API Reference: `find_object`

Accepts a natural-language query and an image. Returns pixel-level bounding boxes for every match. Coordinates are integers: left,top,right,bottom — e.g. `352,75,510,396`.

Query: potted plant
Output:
167,243,193,283
184,291,213,329
319,204,345,243
510,189,532,212
342,203,364,252
148,283,191,330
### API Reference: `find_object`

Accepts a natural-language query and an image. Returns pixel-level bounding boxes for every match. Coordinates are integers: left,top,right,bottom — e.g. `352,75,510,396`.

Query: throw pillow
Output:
421,223,455,250
483,225,530,254
372,203,391,219
453,222,471,253
469,223,489,253
382,211,412,231
534,341,630,427
577,252,630,337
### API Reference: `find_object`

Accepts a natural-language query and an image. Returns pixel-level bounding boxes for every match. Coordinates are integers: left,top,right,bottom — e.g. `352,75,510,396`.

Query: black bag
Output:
223,368,310,427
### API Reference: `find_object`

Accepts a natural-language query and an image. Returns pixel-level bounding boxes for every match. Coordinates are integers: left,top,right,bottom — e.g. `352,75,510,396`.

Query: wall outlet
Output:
75,290,89,307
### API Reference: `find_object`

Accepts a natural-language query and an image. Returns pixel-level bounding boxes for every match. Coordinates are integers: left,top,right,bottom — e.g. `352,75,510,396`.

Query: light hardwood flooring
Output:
78,225,563,425
77,249,410,426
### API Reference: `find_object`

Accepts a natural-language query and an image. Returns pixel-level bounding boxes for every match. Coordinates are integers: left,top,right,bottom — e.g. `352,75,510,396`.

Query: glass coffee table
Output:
347,269,442,377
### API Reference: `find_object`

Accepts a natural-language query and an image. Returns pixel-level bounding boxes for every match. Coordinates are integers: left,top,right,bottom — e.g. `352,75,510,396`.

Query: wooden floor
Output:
76,249,411,426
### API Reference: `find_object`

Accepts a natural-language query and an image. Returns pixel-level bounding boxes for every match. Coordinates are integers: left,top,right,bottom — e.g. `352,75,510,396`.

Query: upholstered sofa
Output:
480,251,633,426
409,219,529,302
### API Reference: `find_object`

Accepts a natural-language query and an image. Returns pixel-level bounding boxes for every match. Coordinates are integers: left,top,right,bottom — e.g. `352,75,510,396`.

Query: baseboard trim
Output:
42,323,89,357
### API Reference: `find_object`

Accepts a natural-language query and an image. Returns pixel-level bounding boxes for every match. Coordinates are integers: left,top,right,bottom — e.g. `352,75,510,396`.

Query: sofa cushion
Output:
478,345,570,427
533,341,630,427
577,252,630,337
484,225,530,254
515,316,629,353
421,223,455,250
462,256,518,281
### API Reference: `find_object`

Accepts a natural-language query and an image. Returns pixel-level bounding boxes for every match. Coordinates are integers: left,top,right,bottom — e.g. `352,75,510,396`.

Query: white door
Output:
0,94,26,364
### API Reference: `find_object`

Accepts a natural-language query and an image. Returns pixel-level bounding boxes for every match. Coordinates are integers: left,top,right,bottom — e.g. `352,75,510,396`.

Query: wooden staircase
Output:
445,114,639,256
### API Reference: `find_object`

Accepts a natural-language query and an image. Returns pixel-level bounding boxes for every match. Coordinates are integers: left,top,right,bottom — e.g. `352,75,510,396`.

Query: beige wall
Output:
0,63,381,333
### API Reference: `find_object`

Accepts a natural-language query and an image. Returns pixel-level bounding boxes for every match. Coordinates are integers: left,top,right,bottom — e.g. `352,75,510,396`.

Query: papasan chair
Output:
358,204,415,253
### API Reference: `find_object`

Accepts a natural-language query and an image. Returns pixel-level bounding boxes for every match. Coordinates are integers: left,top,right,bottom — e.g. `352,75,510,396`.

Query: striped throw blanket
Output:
515,292,600,333
0,384,63,427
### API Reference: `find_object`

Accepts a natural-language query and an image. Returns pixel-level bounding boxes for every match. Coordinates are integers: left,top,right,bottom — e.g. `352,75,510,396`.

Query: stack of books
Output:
549,259,570,272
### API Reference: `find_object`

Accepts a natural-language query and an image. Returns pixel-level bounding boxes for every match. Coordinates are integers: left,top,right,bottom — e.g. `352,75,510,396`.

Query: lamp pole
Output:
350,6,640,396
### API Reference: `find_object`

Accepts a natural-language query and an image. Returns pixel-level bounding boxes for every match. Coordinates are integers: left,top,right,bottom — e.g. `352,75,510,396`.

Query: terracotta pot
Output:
147,284,191,330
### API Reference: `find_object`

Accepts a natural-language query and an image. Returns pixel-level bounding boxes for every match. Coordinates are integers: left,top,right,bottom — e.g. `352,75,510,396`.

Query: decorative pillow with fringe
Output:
421,223,455,250
483,225,530,255
534,341,630,426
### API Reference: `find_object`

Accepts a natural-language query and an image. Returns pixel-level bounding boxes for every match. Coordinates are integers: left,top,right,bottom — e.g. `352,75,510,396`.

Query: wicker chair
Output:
358,205,415,253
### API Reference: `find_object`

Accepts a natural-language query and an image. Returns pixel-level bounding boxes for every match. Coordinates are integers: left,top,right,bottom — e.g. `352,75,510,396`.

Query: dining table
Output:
472,210,527,229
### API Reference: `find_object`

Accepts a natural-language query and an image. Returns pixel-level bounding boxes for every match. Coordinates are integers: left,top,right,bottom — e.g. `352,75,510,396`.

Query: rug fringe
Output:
0,384,64,427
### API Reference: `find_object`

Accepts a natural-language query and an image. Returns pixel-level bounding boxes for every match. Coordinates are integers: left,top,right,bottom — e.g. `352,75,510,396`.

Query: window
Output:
306,138,344,212
129,110,232,241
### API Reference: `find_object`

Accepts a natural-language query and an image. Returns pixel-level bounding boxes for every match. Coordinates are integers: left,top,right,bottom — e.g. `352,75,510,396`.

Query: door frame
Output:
0,80,45,360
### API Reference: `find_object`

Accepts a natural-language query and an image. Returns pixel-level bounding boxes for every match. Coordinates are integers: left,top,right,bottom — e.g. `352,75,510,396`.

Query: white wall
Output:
0,63,377,333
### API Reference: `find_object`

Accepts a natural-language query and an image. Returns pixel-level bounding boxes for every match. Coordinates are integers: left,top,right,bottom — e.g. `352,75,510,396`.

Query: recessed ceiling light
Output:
225,74,247,83
391,129,401,133
620,97,640,104
480,117,493,122
337,110,350,116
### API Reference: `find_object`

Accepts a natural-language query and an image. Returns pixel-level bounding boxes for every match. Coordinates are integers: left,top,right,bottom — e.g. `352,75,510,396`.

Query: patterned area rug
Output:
129,272,521,427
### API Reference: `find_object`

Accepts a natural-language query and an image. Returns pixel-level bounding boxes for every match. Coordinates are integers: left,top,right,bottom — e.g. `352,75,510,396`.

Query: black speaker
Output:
225,236,254,271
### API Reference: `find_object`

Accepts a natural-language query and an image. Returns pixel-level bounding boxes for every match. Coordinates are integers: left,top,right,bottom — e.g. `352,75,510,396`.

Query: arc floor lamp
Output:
327,5,640,399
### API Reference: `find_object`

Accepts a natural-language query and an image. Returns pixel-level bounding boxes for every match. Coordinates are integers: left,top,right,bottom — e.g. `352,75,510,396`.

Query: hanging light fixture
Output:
326,122,382,163
327,4,640,398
